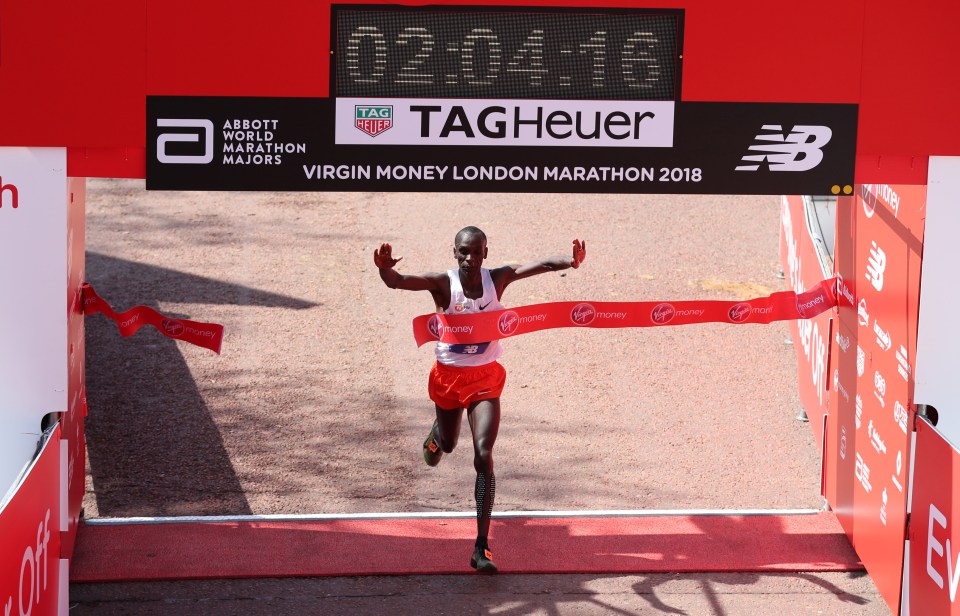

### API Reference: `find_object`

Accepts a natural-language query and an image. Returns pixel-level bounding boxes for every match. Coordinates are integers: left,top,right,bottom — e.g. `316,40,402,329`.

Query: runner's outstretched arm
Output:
493,239,586,292
374,242,446,292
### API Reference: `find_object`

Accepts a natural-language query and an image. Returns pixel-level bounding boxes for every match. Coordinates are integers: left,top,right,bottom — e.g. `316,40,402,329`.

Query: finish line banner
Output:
146,97,857,196
82,284,224,354
413,278,837,347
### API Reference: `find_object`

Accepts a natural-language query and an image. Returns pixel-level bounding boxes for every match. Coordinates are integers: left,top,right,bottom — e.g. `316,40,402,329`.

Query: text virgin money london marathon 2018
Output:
303,165,673,183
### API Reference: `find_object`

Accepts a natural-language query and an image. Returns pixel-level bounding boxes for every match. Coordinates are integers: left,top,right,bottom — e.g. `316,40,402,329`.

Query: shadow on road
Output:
84,252,317,517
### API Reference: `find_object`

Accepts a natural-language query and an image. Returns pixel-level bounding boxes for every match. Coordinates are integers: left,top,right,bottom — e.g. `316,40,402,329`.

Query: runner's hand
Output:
374,243,402,269
571,239,586,269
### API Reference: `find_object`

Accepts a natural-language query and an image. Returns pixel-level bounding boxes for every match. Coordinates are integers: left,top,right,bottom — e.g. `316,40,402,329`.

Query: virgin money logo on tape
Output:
728,302,752,323
427,315,442,339
355,105,393,137
651,303,675,325
335,98,675,147
796,293,825,317
571,304,596,326
735,125,832,172
162,319,185,336
498,311,520,336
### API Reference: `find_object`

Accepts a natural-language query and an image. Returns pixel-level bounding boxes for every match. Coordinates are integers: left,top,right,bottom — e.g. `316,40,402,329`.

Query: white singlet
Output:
435,268,505,367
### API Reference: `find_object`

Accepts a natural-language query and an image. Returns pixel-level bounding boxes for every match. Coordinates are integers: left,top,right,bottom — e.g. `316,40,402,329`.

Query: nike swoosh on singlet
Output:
478,301,492,311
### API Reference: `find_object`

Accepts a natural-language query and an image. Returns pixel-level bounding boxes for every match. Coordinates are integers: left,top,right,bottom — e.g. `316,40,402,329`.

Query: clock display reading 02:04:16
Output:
333,8,682,101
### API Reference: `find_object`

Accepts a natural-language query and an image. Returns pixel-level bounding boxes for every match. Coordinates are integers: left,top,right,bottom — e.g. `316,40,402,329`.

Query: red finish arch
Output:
1,1,957,182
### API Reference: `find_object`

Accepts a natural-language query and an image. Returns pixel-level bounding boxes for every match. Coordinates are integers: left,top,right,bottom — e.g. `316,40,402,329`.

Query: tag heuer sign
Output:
355,105,392,137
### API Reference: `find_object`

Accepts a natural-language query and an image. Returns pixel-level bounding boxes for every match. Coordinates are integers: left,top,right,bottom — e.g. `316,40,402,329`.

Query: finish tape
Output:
82,283,224,354
413,278,837,347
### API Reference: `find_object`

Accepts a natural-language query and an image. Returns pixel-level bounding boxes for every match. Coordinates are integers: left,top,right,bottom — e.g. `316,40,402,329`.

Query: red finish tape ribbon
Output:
413,278,837,347
81,283,224,354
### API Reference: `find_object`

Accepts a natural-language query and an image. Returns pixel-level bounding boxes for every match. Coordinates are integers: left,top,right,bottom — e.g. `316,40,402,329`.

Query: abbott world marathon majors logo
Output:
156,119,214,164
735,124,832,172
335,99,675,147
156,118,306,166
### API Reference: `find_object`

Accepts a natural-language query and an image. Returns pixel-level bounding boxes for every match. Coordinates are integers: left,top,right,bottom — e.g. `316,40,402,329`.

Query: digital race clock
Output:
333,6,683,101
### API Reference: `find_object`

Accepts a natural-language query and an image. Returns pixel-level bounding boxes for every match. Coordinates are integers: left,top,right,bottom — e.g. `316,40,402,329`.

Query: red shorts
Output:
428,361,507,410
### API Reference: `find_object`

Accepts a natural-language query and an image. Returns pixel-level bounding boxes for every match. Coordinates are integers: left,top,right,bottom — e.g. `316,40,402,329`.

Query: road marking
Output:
86,508,822,525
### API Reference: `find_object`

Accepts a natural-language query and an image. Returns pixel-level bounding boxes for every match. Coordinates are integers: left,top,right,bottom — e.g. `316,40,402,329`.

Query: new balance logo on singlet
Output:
450,342,490,355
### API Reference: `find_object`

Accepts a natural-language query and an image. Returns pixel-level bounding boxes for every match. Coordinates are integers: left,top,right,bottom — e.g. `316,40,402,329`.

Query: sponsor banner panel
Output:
915,158,958,445
0,430,62,616
779,195,833,447
0,148,69,498
335,99,676,147
844,183,925,614
147,97,856,195
910,418,960,616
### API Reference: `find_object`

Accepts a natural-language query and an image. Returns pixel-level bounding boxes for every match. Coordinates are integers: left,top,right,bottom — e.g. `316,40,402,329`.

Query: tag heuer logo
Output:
355,106,393,137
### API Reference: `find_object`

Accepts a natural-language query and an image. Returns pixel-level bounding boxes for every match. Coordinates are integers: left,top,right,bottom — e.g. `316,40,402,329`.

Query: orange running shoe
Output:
422,420,443,467
470,545,498,573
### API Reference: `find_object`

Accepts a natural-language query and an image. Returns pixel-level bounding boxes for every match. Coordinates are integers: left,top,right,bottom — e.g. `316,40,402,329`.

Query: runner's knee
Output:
473,448,494,474
440,435,457,453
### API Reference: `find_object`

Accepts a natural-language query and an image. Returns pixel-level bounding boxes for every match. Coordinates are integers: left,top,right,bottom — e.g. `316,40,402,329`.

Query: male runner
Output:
374,227,586,573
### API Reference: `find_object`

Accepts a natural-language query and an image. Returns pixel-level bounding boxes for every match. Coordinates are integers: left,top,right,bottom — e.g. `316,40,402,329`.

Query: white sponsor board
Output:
0,148,68,498
916,157,960,448
335,98,675,147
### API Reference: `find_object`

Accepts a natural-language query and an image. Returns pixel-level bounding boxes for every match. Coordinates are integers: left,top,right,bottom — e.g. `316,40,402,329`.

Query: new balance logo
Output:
735,125,832,172
866,241,886,292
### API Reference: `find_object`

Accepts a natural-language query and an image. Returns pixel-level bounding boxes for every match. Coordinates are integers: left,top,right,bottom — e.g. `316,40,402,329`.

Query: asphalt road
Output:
73,181,888,614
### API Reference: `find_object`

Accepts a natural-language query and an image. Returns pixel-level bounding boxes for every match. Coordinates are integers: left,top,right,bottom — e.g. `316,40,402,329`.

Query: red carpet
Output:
70,513,861,582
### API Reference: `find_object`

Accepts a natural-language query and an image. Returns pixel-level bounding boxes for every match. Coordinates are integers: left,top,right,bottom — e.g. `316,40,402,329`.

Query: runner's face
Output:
454,233,486,275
